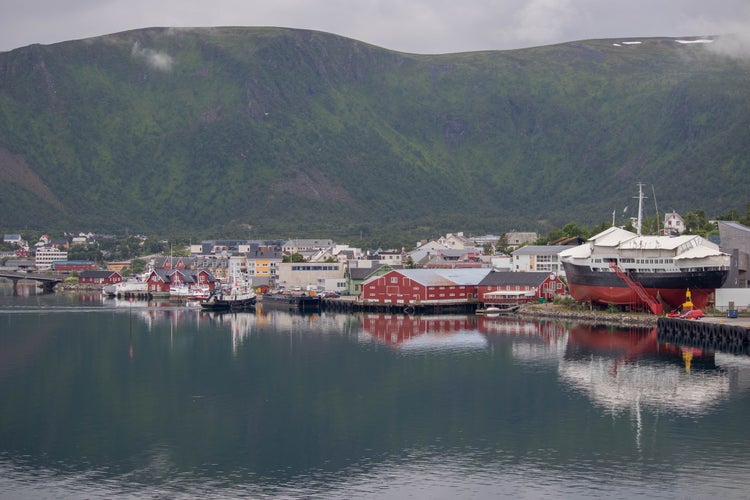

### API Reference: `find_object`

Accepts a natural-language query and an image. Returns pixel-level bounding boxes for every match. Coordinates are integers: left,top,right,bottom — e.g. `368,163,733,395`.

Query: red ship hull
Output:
565,283,715,310
563,262,727,310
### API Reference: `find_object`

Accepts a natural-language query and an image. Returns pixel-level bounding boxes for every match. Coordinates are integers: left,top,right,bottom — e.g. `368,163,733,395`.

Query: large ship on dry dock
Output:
559,186,730,312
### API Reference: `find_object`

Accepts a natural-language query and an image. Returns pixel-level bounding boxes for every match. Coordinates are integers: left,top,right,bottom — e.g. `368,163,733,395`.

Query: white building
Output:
438,232,474,250
3,234,24,246
35,247,68,270
506,232,538,251
491,255,513,271
276,262,345,290
372,250,403,266
663,211,686,235
282,239,334,254
511,245,570,276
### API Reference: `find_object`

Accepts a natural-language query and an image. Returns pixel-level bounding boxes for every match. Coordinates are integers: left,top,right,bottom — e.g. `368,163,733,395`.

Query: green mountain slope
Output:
1,28,748,241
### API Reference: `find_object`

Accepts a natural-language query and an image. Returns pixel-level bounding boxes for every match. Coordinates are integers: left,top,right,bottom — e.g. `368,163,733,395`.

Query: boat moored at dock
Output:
260,292,321,311
103,279,149,298
200,285,256,311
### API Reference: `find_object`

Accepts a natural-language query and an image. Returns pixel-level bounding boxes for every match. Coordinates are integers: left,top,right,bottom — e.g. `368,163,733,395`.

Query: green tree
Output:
142,238,166,254
67,245,103,263
683,210,716,237
282,253,305,263
130,258,146,275
496,234,510,255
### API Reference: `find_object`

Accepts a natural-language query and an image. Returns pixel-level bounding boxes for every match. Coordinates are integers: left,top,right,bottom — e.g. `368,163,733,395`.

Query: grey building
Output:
718,221,750,288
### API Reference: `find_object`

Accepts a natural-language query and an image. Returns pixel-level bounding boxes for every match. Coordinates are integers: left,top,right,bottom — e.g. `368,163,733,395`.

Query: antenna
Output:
652,185,660,235
634,182,647,236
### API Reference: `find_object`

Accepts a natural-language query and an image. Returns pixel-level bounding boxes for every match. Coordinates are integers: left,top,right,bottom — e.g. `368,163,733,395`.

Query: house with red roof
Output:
78,270,123,285
145,269,217,293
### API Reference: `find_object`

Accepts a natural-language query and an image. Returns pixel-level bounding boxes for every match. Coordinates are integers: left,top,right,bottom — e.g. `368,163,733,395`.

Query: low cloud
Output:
131,41,174,71
705,32,750,60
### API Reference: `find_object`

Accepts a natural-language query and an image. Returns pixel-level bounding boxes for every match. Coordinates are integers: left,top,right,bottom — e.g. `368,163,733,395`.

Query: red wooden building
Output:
145,269,216,293
477,271,565,305
360,269,491,305
53,260,98,272
78,270,123,285
153,257,191,270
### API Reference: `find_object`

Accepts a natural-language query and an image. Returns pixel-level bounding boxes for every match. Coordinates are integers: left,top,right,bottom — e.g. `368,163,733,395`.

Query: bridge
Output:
0,270,64,293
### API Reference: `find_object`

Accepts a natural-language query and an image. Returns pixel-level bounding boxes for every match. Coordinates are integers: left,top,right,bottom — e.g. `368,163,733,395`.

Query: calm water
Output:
2,283,750,499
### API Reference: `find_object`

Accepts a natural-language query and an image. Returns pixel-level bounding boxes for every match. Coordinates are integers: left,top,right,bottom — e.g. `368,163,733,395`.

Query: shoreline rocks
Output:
517,303,658,327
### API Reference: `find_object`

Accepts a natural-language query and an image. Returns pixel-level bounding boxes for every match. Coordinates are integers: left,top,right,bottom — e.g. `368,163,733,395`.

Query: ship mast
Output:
634,182,646,235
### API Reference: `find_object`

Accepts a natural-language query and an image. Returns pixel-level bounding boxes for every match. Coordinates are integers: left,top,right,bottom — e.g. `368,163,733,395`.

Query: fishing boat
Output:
200,283,256,311
559,186,729,312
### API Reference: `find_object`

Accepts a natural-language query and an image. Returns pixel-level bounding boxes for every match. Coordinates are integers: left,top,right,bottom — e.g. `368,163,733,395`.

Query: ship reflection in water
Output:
559,324,747,417
360,312,750,417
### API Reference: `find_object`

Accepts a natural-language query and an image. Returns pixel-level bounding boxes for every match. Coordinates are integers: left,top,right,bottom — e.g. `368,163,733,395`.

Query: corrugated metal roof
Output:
391,268,491,286
718,221,750,233
478,271,554,287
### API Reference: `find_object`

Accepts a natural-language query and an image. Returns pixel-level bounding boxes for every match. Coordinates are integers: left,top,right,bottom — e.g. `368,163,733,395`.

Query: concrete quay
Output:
658,314,750,356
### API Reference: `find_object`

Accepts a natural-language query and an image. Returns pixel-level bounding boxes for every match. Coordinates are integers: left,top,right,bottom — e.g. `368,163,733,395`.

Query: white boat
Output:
103,279,148,297
201,273,256,311
188,285,211,301
169,284,190,299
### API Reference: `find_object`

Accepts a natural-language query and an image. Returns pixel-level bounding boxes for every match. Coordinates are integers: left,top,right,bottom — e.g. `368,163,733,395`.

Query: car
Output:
680,309,705,320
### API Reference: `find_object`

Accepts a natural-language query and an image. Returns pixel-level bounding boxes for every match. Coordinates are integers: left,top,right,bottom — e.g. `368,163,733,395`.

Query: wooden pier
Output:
320,296,477,315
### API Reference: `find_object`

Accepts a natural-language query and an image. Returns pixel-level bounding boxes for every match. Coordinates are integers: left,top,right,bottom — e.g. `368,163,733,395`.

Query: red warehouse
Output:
78,270,123,285
53,260,98,272
477,271,566,305
360,269,491,305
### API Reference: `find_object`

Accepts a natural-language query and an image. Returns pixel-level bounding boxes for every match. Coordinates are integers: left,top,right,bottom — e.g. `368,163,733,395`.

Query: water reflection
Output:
2,290,750,498
359,314,487,353
201,310,255,352
0,281,42,297
559,324,733,416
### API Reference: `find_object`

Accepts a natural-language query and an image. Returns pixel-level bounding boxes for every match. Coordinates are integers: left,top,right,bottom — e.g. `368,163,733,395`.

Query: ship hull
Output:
260,293,321,310
562,262,727,309
200,296,256,311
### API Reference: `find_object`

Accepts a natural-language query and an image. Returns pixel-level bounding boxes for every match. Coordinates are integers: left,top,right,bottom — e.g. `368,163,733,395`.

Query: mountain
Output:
1,27,749,244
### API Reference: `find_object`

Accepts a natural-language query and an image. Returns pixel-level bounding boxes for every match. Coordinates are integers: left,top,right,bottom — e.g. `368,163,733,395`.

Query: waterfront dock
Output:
320,296,477,314
658,315,750,355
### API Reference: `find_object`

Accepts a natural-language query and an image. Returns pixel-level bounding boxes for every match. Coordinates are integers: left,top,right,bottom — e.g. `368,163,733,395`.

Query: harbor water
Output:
2,283,750,499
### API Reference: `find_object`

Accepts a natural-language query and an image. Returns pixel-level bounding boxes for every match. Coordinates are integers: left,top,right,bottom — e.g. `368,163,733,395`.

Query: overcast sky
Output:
2,0,750,54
